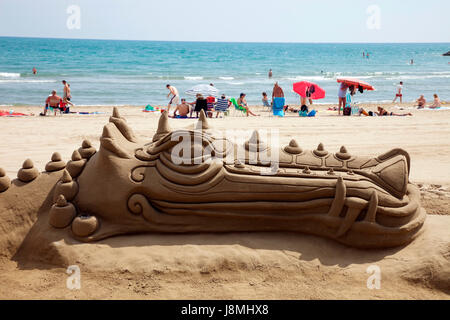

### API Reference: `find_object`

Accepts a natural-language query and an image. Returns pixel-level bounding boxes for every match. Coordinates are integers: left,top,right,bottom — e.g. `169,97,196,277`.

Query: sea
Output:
0,37,449,107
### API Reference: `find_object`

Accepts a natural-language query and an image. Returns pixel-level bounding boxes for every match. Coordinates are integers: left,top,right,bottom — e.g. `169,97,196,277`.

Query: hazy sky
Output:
0,0,449,42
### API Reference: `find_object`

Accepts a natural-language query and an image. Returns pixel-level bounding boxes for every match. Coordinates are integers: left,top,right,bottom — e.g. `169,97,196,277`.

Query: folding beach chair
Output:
230,98,246,116
272,97,285,117
215,98,230,117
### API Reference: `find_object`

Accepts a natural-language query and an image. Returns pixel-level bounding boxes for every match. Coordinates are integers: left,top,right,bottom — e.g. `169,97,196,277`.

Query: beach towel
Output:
78,111,105,115
273,97,285,117
0,110,31,117
417,107,449,111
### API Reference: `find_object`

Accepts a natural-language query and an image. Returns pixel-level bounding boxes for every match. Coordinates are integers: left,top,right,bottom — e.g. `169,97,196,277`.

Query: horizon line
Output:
1,35,450,45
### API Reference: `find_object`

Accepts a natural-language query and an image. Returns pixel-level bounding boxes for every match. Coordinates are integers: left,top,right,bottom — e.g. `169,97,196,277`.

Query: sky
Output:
0,0,449,43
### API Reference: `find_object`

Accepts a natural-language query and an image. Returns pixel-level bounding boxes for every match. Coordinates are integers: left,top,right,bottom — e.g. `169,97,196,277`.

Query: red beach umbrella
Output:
293,81,326,100
337,78,375,91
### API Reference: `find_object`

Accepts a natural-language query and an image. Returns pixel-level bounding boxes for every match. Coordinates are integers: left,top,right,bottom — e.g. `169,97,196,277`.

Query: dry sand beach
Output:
0,102,449,299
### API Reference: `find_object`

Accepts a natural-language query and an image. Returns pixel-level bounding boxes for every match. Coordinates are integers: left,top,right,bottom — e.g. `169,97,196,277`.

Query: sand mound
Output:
3,199,448,298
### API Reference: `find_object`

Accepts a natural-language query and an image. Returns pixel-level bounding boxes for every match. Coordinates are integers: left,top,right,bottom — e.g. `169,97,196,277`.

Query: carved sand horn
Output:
109,107,138,143
195,109,211,130
245,130,267,152
153,110,172,142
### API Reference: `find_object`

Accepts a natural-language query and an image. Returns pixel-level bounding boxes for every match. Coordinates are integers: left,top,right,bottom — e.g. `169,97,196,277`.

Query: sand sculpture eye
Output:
0,108,426,249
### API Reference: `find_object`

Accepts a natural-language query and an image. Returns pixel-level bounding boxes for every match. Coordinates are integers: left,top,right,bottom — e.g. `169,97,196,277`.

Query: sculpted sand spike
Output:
0,168,11,192
45,152,66,172
0,109,426,249
18,159,39,182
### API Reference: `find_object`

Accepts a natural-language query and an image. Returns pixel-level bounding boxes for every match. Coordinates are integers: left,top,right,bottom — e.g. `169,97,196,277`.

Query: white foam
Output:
219,77,234,80
0,72,20,78
286,76,333,82
184,76,204,80
0,79,56,83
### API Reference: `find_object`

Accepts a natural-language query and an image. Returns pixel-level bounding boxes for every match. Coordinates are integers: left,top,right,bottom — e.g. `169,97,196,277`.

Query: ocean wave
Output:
386,75,450,80
0,72,21,78
228,82,245,85
0,79,56,83
184,76,204,80
219,77,234,80
286,76,334,82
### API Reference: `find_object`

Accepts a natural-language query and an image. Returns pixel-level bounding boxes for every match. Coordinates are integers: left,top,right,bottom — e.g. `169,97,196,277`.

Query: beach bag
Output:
307,110,317,117
299,110,308,117
343,107,352,116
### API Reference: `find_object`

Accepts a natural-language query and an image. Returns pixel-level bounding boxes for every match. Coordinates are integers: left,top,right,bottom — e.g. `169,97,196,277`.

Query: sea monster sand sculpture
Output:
0,109,426,249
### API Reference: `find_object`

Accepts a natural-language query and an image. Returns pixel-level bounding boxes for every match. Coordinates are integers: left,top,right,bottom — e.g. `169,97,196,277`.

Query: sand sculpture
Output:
0,108,427,249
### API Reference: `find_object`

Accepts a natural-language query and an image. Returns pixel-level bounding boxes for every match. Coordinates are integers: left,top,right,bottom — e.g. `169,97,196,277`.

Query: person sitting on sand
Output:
429,94,441,109
40,90,62,116
416,95,426,109
172,98,191,118
237,93,259,117
376,106,412,117
262,92,271,108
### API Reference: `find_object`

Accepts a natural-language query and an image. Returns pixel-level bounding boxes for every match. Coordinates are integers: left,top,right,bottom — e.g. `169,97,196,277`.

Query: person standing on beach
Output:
166,84,179,112
271,82,284,104
338,83,348,115
268,69,273,78
62,80,74,107
393,81,403,104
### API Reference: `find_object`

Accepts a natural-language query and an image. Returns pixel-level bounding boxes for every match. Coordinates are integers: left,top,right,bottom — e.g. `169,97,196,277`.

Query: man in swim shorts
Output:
41,90,63,116
393,81,403,103
166,84,180,112
172,99,190,118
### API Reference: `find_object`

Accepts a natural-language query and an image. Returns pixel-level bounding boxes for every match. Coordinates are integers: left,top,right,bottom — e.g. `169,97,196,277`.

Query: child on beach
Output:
262,92,271,108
